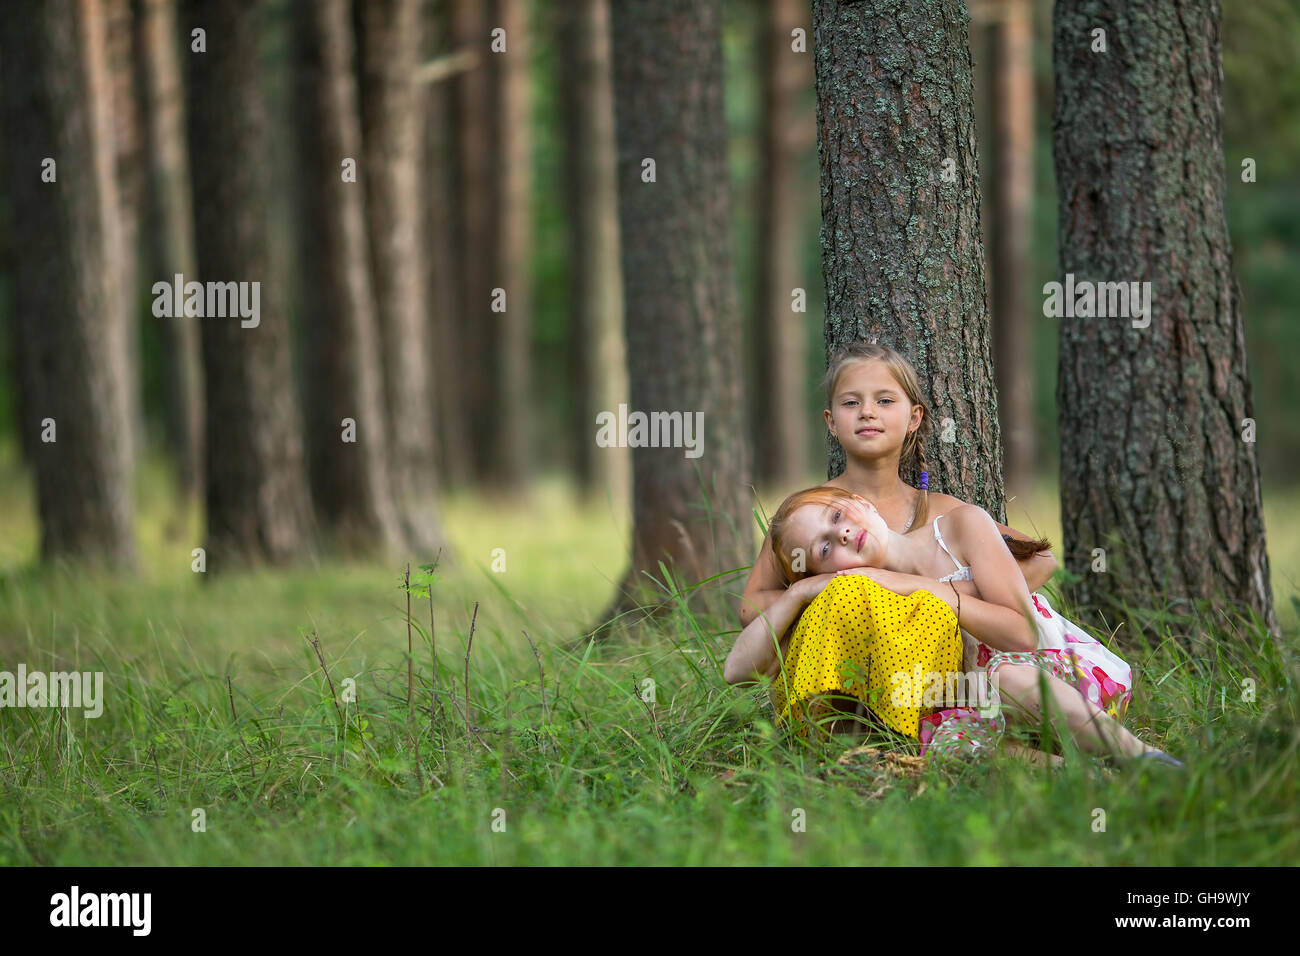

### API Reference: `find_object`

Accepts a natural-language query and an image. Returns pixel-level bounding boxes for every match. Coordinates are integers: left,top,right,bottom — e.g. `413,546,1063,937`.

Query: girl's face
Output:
785,496,890,574
824,360,922,460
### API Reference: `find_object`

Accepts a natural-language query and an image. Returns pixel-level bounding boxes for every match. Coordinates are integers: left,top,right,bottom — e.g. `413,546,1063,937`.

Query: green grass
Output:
0,449,1297,865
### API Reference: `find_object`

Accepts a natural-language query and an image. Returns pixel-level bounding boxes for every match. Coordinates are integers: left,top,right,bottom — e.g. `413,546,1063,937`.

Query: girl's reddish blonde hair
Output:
767,485,1052,586
768,485,861,586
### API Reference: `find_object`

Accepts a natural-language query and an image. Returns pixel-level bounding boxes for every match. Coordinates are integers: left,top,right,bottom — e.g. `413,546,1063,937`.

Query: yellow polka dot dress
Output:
769,574,964,738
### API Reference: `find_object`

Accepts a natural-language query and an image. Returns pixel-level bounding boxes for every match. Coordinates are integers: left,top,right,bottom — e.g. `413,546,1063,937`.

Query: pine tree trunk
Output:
357,0,446,556
421,0,472,489
4,284,37,463
971,7,994,333
133,0,203,501
813,0,1004,519
753,0,812,488
449,0,495,483
105,0,146,467
484,0,532,490
181,0,314,568
990,0,1036,496
1053,0,1277,633
293,0,403,557
0,0,137,567
609,0,752,606
558,0,629,501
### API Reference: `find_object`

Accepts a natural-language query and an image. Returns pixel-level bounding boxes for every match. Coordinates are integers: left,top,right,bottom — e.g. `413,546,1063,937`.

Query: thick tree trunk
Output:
0,0,137,567
357,0,447,556
484,0,532,490
608,0,752,607
1053,0,1276,633
293,0,403,557
753,0,812,488
813,0,1004,519
181,0,314,568
133,0,203,501
4,288,37,463
989,0,1036,496
971,8,994,324
558,0,629,502
421,0,472,489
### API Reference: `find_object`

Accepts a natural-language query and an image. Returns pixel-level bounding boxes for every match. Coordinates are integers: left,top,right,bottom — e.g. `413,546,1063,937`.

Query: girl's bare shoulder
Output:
925,492,971,518
944,502,998,533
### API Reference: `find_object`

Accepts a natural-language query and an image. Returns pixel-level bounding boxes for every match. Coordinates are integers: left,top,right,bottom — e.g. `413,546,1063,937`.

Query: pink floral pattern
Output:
919,591,1133,760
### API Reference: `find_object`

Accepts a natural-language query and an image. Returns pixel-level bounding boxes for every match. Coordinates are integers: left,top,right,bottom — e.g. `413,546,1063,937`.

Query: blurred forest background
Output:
0,0,1296,597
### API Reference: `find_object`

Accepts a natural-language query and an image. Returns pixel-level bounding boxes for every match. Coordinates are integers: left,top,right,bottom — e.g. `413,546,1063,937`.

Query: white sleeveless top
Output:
933,515,973,583
933,514,981,672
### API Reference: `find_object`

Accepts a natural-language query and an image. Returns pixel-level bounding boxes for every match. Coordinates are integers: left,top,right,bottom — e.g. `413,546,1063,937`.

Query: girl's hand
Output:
837,566,920,595
791,572,838,605
836,567,980,599
834,566,882,581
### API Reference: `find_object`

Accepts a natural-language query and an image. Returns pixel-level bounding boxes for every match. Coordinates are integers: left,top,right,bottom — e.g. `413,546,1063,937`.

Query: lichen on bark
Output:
1052,0,1277,634
813,0,1004,520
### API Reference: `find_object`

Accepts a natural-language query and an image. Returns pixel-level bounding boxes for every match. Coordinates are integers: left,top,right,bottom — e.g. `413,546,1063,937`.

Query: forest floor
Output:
0,446,1296,865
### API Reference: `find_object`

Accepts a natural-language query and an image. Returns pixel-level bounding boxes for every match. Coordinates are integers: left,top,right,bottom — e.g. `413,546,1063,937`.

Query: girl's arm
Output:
736,516,1050,628
926,493,1057,591
951,504,1041,650
835,567,1037,654
725,573,835,685
738,532,789,628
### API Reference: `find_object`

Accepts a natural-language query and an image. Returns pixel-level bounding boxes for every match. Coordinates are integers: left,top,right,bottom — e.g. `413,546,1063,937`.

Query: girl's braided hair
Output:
822,340,932,528
820,341,1050,559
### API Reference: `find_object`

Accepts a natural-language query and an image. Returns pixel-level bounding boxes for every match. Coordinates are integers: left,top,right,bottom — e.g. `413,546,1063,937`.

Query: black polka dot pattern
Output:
769,574,963,738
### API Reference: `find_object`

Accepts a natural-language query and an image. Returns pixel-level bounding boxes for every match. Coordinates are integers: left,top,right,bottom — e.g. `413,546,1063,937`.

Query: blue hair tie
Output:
919,471,929,491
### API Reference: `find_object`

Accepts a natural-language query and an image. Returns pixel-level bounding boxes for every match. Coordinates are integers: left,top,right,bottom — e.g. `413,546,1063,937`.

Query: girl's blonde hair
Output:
822,341,932,527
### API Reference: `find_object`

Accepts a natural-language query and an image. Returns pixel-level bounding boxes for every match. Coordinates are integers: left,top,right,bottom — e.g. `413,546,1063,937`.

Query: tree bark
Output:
357,0,447,556
104,0,148,467
989,0,1036,495
292,0,403,557
133,0,204,501
483,0,533,490
449,0,495,483
181,0,314,568
0,0,137,567
421,0,472,489
608,0,752,608
558,0,629,502
813,0,1004,519
1053,0,1277,633
753,0,812,488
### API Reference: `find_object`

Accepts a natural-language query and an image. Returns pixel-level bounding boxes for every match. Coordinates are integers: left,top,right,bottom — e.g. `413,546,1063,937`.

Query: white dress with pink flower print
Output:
917,516,1134,760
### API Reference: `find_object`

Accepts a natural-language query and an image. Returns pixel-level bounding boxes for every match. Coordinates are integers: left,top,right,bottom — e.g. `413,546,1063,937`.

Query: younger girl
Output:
726,486,1181,766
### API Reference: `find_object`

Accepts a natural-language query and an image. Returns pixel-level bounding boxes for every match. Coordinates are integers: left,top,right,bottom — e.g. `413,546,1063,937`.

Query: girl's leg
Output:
1003,740,1066,768
993,663,1152,759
